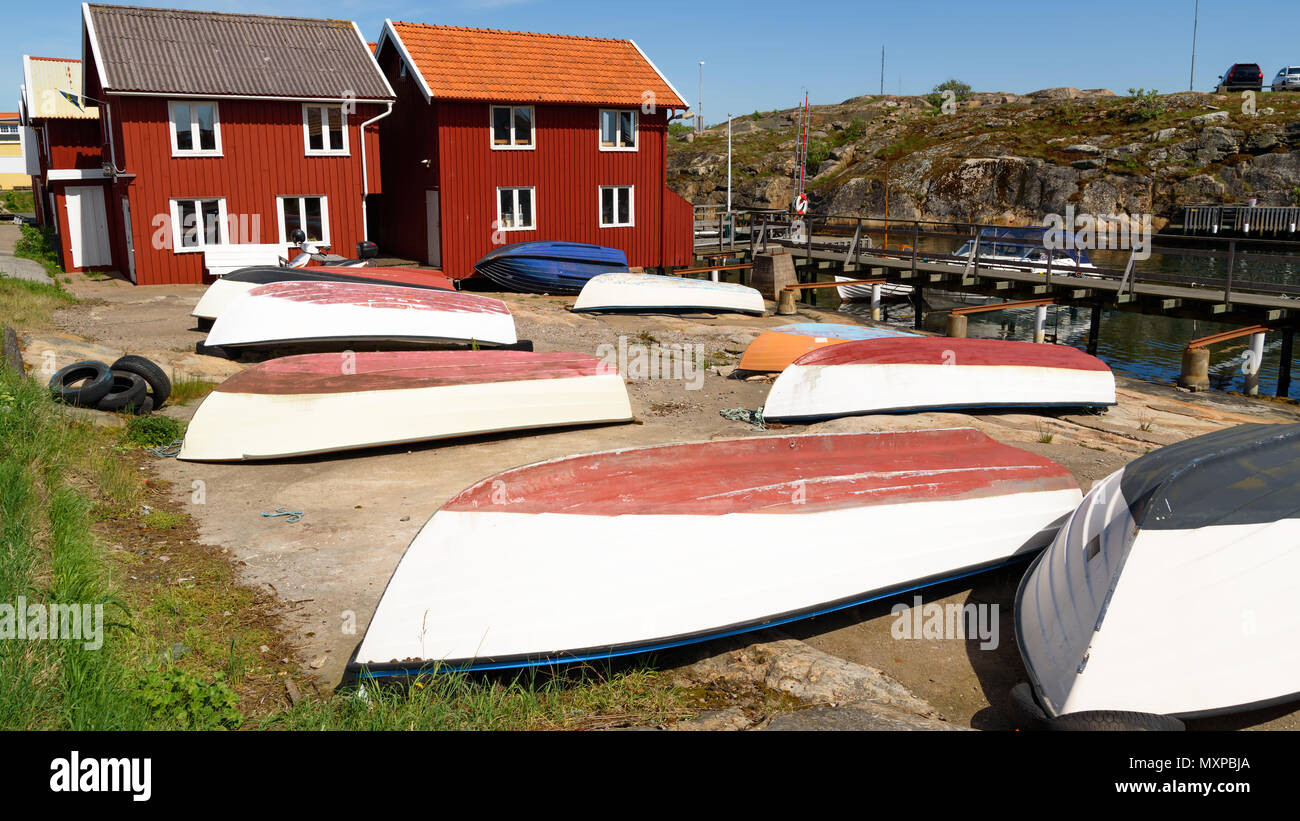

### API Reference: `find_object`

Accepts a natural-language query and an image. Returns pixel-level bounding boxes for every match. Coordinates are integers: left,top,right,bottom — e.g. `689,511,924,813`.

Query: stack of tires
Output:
49,356,172,415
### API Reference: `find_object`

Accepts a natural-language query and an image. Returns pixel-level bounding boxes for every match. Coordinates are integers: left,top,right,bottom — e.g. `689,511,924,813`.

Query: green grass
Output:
124,415,186,447
0,368,695,731
264,665,690,731
167,377,218,406
0,370,143,729
1,190,34,213
13,225,65,280
0,277,75,330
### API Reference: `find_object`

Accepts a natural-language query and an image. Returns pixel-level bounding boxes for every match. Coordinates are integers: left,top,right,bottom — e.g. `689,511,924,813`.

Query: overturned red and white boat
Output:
191,266,456,323
763,337,1115,422
348,428,1082,675
177,350,632,461
1016,423,1300,722
204,281,517,350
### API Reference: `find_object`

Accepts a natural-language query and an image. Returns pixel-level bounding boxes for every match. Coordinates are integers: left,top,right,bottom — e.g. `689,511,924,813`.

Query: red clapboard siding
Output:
433,101,689,278
44,119,103,170
107,96,382,285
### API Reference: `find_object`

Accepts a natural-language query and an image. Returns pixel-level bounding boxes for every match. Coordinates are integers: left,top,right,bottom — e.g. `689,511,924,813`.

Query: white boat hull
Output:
764,362,1117,420
573,272,766,315
1018,423,1300,719
179,374,630,461
354,489,1080,669
205,282,516,348
834,276,913,301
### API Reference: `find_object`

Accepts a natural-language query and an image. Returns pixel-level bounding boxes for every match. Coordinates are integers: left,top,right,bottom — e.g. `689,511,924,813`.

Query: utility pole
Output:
726,113,732,214
1189,0,1199,91
880,46,885,95
697,61,705,132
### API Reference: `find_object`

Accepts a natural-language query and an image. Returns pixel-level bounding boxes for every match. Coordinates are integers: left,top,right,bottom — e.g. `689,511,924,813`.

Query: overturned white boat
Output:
348,428,1081,675
177,350,632,461
204,281,517,350
763,337,1116,422
572,272,765,315
1016,423,1300,721
192,266,455,323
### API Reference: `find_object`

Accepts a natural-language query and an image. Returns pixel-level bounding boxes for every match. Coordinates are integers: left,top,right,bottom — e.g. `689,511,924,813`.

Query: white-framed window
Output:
496,187,535,231
169,198,228,252
277,196,330,244
599,186,634,227
490,105,534,149
303,104,348,155
0,123,18,144
168,101,221,156
599,109,637,151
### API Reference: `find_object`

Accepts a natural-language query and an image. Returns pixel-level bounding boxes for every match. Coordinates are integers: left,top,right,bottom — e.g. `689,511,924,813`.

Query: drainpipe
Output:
359,101,395,244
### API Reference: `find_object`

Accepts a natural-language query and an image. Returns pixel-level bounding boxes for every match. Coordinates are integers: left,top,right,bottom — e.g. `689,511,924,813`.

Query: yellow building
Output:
0,111,31,191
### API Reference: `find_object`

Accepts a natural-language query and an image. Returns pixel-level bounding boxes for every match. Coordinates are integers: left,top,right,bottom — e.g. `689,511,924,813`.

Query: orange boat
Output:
739,323,916,372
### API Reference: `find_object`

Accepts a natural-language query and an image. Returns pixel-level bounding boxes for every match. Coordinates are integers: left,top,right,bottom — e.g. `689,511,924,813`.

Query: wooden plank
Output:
784,278,884,292
953,297,1055,317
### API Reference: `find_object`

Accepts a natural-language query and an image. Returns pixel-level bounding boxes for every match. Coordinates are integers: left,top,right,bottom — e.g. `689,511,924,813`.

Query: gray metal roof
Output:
85,4,393,100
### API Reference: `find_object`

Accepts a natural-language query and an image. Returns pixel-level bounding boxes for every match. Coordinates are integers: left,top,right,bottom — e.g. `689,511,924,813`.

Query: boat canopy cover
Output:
1117,422,1300,530
955,226,1093,265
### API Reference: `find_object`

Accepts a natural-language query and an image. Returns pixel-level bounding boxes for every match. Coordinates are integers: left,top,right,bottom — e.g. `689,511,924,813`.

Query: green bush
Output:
14,225,61,269
135,669,243,730
1125,88,1166,123
933,79,973,101
124,415,186,447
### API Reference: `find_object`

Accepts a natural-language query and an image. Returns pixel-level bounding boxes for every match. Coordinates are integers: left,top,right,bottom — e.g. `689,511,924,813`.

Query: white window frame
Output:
489,105,536,151
302,104,349,156
168,197,229,253
598,109,638,152
276,195,331,245
495,186,536,232
598,185,634,228
167,100,222,157
0,124,18,144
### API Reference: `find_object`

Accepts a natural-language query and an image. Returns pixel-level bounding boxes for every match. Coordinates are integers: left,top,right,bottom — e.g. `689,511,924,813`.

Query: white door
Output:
425,190,441,268
64,186,112,268
121,197,136,283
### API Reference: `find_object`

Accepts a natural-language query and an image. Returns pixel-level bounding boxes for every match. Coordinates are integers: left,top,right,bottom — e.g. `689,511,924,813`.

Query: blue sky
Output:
8,1,1299,123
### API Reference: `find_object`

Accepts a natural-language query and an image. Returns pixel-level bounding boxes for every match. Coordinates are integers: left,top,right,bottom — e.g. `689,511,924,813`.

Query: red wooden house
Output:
372,21,695,278
78,3,394,285
19,56,112,273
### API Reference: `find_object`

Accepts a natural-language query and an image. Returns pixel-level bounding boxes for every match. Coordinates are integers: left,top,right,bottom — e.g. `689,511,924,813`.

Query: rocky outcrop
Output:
670,89,1300,222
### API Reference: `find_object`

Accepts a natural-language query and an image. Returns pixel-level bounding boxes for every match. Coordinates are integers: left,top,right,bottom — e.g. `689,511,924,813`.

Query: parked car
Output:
1272,66,1300,91
1218,63,1264,92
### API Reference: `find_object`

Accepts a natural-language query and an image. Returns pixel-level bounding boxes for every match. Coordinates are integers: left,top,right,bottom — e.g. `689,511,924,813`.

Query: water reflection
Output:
833,240,1299,397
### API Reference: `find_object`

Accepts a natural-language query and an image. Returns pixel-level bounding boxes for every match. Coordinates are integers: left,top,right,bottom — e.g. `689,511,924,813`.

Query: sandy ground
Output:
26,272,1300,730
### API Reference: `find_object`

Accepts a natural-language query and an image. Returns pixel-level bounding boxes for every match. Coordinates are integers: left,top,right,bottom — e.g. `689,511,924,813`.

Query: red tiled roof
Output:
387,22,686,108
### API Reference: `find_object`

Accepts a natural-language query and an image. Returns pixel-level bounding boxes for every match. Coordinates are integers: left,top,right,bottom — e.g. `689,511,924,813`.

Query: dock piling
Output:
1178,347,1211,391
946,313,968,338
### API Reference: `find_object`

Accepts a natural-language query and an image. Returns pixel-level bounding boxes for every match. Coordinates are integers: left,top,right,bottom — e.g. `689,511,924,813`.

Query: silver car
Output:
1272,66,1300,91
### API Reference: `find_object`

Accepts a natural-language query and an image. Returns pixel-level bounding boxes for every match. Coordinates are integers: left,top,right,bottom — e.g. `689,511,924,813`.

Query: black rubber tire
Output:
135,395,155,416
1049,710,1186,732
49,360,114,407
1008,682,1049,729
96,370,149,413
110,354,171,407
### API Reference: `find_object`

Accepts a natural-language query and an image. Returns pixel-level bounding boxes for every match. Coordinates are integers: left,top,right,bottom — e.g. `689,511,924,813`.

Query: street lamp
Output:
697,61,704,132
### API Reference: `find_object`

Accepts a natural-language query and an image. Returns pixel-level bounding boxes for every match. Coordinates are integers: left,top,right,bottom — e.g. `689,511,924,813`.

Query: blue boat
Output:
473,241,628,295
